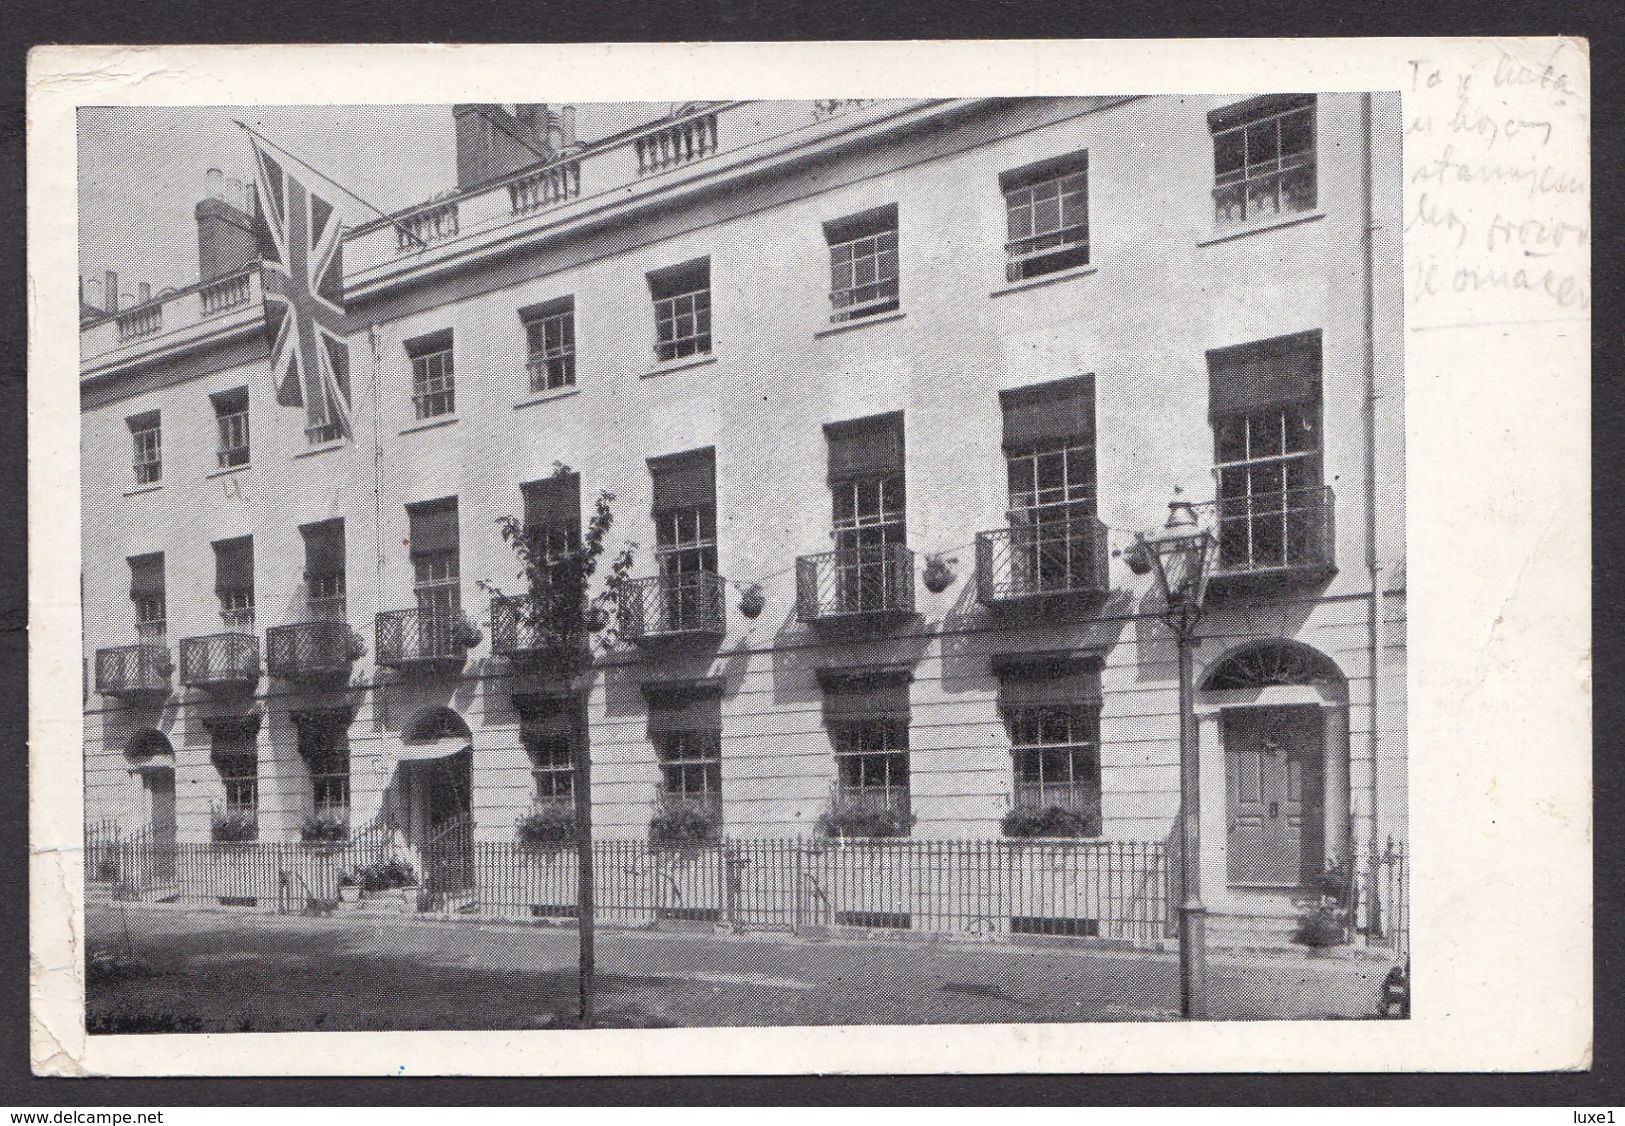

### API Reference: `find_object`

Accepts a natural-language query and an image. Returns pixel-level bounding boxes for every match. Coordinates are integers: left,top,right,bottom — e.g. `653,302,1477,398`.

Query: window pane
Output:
1249,411,1284,458
1215,415,1247,463
1214,130,1245,178
1279,107,1314,155
1245,120,1279,167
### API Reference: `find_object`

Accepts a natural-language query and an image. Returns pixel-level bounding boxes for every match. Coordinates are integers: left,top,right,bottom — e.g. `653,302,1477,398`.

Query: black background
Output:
1,0,1617,1106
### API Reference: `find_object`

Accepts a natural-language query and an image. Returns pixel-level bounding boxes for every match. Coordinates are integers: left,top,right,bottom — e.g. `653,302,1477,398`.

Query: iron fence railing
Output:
1355,836,1409,958
376,607,475,668
266,620,362,681
975,516,1109,605
94,644,172,700
178,632,260,689
1206,485,1336,579
88,833,1172,945
619,572,727,642
796,544,916,623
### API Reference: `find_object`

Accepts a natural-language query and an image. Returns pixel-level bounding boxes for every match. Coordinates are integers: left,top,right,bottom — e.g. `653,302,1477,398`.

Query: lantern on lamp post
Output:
1135,493,1216,1020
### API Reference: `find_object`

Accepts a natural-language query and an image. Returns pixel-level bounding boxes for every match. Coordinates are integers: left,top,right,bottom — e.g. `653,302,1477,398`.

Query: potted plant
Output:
1294,857,1355,949
356,858,420,910
299,812,349,844
345,630,368,661
336,869,362,905
922,554,957,594
816,803,916,839
738,583,765,620
649,799,722,851
1000,804,1097,839
452,615,484,650
210,808,258,844
515,803,577,851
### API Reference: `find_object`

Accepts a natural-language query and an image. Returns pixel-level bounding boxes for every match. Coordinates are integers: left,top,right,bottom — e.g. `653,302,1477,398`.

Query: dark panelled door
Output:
1224,706,1324,887
146,768,176,881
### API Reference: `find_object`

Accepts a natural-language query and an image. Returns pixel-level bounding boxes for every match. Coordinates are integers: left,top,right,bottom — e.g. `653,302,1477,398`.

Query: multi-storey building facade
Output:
81,96,1406,927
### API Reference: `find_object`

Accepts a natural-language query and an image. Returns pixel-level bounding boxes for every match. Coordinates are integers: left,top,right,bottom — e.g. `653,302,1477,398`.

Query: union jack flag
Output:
248,135,353,441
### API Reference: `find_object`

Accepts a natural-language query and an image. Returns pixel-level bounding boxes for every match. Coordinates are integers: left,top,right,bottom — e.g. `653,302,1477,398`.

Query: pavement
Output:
85,902,1396,1031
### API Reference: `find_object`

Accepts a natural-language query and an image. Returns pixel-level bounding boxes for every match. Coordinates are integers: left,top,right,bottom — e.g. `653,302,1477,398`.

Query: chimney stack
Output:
454,104,554,189
195,167,258,281
560,104,578,149
105,270,119,312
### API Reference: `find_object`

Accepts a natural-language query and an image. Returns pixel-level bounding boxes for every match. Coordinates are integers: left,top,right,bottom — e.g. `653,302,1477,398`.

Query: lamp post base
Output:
1179,902,1209,1020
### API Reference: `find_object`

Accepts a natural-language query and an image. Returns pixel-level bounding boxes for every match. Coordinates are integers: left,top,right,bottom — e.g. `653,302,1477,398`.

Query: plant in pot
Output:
299,812,349,845
1294,855,1355,948
356,858,419,907
1000,803,1097,839
649,797,722,851
344,630,368,661
816,801,916,839
737,583,765,620
515,803,577,851
336,869,362,904
210,807,258,844
452,614,484,651
922,554,957,594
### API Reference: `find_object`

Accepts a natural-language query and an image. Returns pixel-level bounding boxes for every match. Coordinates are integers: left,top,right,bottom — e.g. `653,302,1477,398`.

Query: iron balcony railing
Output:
489,594,551,659
975,516,1109,606
1206,485,1336,582
94,644,172,702
179,632,260,690
796,544,916,624
376,607,476,670
619,572,727,644
266,620,363,682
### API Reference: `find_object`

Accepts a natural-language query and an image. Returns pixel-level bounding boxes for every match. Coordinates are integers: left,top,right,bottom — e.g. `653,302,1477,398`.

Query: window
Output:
1000,153,1089,281
129,553,166,645
1210,94,1317,228
213,536,255,631
648,684,724,815
824,205,899,322
211,388,250,468
648,258,711,362
520,701,578,808
522,297,576,392
1208,332,1325,572
1001,377,1097,594
650,449,718,631
521,473,581,566
1007,705,1102,832
297,715,350,821
129,411,161,485
219,753,258,818
827,413,906,613
407,330,455,419
832,720,910,815
301,519,346,621
657,730,722,809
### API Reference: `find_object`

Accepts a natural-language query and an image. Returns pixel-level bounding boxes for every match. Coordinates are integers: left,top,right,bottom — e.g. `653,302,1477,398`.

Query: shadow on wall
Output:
939,585,1136,695
372,676,474,736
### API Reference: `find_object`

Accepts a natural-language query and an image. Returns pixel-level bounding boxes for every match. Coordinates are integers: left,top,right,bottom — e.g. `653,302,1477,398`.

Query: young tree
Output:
482,462,635,1025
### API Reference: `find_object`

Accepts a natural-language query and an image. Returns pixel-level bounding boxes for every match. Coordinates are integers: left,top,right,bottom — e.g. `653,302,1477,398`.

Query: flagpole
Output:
233,119,428,249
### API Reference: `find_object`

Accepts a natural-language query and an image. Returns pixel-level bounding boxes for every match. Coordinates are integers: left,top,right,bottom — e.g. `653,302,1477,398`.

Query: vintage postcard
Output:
28,39,1590,1075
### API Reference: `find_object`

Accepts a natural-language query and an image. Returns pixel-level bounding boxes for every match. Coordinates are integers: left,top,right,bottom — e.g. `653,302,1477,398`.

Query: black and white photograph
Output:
71,89,1413,1034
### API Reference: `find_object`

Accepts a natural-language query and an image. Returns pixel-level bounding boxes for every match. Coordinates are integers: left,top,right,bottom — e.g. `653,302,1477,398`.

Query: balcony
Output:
266,620,364,683
1205,485,1337,592
489,595,550,662
179,632,260,692
376,607,479,675
796,545,916,627
618,573,727,646
94,644,173,704
975,516,1109,608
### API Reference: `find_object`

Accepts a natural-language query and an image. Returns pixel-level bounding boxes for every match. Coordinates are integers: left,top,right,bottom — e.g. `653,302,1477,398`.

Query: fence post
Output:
792,842,804,932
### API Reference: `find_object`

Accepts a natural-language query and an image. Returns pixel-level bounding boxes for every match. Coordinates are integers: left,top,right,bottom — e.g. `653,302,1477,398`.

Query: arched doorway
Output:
1201,640,1349,893
125,729,176,880
398,707,474,895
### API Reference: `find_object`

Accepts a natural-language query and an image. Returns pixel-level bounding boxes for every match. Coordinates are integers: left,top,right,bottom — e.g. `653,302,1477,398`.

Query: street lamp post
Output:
1133,494,1216,1020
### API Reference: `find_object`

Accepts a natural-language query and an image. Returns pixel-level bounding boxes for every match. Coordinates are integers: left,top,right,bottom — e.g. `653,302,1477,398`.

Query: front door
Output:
1224,706,1324,887
420,749,473,894
144,767,176,881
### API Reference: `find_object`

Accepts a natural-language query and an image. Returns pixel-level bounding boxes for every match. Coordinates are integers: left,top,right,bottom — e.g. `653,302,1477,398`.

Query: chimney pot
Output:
206,167,224,199
105,271,118,312
85,278,103,309
226,177,243,211
138,282,151,303
560,105,577,148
